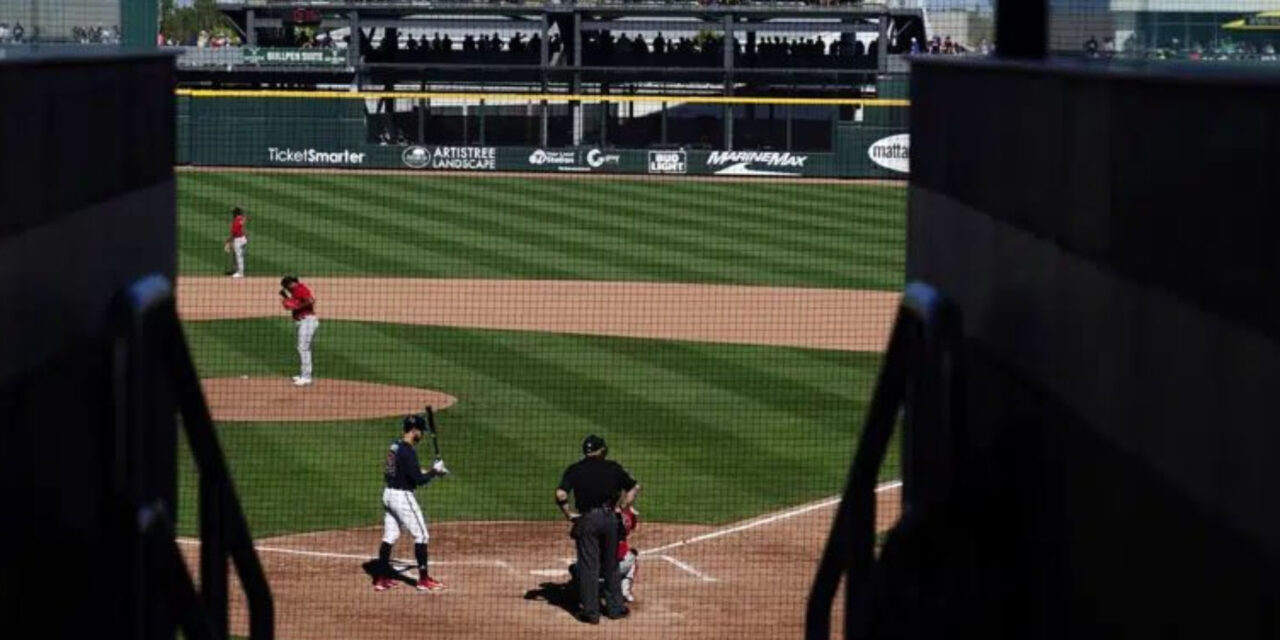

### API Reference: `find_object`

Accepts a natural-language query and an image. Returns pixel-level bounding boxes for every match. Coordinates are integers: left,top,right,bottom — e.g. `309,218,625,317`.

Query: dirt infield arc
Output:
178,277,899,352
183,484,902,640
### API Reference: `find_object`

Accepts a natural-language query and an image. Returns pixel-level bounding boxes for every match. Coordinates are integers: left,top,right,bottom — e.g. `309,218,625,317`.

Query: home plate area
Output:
193,488,901,639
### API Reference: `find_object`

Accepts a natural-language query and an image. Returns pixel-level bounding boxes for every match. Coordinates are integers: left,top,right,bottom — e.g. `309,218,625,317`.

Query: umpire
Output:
555,434,640,624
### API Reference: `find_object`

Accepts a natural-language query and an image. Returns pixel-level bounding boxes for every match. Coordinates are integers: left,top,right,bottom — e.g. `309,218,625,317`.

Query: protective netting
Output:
176,87,906,638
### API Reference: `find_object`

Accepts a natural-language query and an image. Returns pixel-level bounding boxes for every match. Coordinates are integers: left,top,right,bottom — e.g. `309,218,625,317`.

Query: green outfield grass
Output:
176,319,896,538
178,171,906,291
176,170,905,538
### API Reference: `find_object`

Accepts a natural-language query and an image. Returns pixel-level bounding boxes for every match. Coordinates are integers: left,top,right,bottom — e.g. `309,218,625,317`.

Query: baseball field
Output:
174,168,907,639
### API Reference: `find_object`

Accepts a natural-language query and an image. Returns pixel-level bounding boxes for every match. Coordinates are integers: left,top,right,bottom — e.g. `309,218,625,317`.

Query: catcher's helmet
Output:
582,434,607,455
403,414,426,433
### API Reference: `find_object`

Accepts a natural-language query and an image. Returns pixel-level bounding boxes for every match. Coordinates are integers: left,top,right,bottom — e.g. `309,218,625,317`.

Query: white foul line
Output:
175,538,514,573
642,480,903,556
660,555,717,582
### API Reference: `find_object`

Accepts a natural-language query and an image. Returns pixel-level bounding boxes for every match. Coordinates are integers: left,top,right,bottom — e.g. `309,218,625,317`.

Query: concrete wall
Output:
905,57,1280,638
0,50,176,635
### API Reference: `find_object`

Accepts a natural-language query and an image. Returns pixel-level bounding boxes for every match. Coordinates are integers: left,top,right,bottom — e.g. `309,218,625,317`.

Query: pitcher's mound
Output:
201,377,457,422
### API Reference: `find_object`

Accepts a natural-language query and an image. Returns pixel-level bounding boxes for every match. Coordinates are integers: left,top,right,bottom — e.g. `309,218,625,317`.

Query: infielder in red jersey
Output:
224,207,248,278
279,276,318,386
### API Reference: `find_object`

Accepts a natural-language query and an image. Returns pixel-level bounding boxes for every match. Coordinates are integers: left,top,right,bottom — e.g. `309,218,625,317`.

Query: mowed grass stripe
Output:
190,173,420,275
593,178,863,245
373,323,818,513
187,171,442,276
312,173,704,282
181,319,870,532
651,180,892,234
509,176,850,259
179,171,905,288
182,186,309,277
231,172,583,279
343,174,793,285
503,178,856,284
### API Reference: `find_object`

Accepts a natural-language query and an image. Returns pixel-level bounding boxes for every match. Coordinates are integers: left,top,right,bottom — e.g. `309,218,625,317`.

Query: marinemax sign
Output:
267,147,366,165
705,151,808,176
867,134,910,174
402,146,497,170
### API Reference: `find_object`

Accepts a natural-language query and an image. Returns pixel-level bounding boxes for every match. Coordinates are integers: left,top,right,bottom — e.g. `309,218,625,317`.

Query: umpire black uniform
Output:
555,434,640,624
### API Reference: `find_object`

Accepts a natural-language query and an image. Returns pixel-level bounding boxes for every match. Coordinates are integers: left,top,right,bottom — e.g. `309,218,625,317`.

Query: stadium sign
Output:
867,134,910,174
243,47,346,66
402,146,496,170
528,149,578,168
705,151,808,176
648,150,687,174
267,147,366,165
585,148,621,169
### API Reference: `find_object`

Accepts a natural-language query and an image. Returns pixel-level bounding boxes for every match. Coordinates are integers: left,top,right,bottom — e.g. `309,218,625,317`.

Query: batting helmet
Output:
403,414,426,433
280,275,299,289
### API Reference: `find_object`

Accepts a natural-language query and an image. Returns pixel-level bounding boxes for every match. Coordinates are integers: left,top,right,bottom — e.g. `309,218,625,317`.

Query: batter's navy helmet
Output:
403,414,427,432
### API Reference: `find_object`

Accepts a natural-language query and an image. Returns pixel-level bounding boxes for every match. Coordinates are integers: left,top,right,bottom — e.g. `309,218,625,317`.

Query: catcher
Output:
223,207,248,278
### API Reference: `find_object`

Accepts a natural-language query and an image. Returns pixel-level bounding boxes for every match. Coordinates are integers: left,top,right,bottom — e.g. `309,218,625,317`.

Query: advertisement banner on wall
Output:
402,146,497,170
266,147,367,166
647,150,688,175
866,134,910,174
526,148,623,172
703,151,809,177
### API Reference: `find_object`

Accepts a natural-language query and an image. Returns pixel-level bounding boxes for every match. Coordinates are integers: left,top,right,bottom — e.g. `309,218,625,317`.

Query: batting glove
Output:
431,459,450,476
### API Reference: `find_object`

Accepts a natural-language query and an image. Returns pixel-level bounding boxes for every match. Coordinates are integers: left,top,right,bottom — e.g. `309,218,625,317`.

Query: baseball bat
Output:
424,405,442,459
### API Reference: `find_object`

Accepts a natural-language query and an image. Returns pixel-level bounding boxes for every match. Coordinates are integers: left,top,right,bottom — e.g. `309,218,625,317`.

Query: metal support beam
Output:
724,14,734,152
572,11,583,147
348,12,362,68
877,11,889,74
246,10,257,46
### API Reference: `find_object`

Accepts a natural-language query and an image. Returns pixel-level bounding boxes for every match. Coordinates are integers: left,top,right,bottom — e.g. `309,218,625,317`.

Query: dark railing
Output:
111,274,274,640
805,281,964,639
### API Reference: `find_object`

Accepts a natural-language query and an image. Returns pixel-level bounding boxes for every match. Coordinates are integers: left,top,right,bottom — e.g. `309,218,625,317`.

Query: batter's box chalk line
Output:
174,539,516,574
642,480,903,555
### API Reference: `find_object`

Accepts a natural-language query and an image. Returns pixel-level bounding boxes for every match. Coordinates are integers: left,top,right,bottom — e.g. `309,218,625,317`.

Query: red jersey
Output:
617,507,638,560
283,283,316,321
230,215,246,238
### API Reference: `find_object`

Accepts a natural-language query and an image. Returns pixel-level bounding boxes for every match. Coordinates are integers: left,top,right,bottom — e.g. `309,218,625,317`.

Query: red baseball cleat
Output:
416,576,447,592
372,577,397,592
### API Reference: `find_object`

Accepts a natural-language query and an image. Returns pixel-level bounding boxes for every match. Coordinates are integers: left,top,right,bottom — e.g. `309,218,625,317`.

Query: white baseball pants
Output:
232,237,248,275
296,315,319,378
383,488,429,545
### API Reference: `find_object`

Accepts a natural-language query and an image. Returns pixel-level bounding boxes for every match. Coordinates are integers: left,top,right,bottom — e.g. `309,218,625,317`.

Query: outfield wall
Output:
176,94,910,179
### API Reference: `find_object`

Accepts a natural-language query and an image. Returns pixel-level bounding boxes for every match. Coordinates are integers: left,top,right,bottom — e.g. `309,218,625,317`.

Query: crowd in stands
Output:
0,21,124,44
72,25,121,44
360,29,889,69
907,34,987,55
160,29,241,47
361,31,545,63
1083,33,1279,62
0,21,27,42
